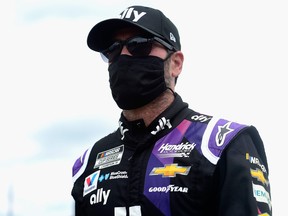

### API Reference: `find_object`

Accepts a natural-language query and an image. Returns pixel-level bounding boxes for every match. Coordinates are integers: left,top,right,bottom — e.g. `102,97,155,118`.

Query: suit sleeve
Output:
75,202,85,216
213,127,272,216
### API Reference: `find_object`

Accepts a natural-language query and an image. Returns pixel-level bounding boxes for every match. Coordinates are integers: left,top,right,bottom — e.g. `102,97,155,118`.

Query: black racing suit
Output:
71,94,272,216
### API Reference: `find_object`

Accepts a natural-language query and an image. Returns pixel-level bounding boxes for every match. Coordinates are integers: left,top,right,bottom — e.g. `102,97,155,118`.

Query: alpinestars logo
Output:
216,122,233,146
151,117,172,135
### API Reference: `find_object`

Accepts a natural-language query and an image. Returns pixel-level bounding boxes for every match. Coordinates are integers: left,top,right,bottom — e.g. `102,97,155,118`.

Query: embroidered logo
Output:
83,170,100,196
156,142,196,158
119,7,146,22
216,122,234,146
119,121,128,140
151,117,172,135
150,163,191,177
94,145,124,169
251,168,269,186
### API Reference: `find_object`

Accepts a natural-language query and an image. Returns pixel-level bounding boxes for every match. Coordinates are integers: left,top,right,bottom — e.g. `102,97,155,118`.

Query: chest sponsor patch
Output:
148,184,189,193
156,142,196,158
94,145,124,169
83,170,100,196
90,188,111,205
150,163,191,177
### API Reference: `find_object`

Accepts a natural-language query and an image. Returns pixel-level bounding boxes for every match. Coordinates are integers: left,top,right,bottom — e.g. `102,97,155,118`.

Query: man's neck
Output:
122,90,175,127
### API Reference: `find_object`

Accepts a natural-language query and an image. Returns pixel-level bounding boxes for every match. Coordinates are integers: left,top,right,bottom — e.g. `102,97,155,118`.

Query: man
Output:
71,5,272,216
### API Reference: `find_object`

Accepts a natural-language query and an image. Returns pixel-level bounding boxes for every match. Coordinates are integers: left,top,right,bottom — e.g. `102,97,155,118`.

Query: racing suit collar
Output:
118,93,189,141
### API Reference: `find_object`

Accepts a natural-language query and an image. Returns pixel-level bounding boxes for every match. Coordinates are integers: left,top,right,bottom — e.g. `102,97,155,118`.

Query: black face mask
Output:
108,55,167,110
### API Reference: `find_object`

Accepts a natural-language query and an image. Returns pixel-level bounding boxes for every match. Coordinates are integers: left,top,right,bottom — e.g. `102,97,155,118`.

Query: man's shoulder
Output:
71,131,118,182
187,111,251,164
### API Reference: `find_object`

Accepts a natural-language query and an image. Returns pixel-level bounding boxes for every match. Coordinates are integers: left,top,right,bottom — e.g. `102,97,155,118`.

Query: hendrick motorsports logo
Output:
156,142,196,158
94,145,124,169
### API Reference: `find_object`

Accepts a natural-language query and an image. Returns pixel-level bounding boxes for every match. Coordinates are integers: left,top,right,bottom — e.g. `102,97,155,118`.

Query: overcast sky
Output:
0,0,287,215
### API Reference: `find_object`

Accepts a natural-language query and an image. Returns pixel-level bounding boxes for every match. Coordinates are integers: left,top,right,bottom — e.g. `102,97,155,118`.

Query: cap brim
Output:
87,18,163,52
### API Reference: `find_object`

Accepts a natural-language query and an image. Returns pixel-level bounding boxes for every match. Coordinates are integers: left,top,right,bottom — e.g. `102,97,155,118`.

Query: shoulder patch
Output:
201,117,248,164
72,146,92,183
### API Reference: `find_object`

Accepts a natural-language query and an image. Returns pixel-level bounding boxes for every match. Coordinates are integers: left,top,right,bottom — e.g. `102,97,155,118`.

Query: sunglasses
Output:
100,36,176,63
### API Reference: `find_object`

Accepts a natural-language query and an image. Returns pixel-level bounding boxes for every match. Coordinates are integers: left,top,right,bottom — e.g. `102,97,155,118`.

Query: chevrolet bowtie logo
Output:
258,213,269,216
251,168,268,186
150,163,191,177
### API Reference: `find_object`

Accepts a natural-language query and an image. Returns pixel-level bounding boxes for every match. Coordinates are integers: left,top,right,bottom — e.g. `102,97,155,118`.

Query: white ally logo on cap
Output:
120,7,146,22
118,7,177,46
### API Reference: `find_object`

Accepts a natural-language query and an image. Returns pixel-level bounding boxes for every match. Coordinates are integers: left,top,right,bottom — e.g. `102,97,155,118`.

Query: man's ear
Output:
171,51,184,78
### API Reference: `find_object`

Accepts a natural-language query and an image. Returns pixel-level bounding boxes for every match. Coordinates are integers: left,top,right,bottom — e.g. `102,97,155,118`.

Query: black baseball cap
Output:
87,5,181,52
